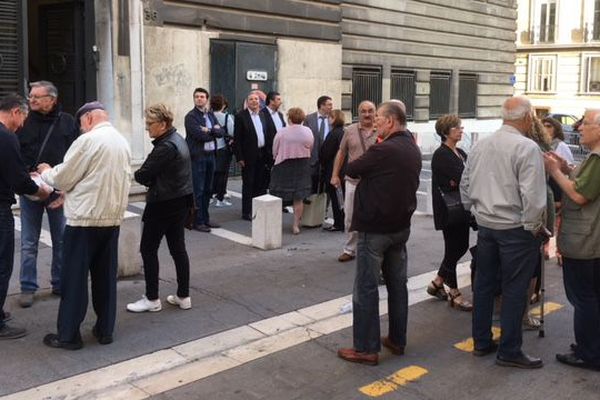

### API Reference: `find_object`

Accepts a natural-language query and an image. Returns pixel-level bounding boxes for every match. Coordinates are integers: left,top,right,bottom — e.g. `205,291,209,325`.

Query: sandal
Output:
448,291,473,312
426,280,448,301
522,315,541,331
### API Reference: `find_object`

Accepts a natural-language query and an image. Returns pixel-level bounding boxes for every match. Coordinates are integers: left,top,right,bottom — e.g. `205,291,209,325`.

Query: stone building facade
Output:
0,0,517,161
515,0,600,117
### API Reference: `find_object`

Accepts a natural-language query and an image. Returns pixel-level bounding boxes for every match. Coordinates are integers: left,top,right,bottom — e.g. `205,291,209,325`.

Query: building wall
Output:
141,0,343,125
515,0,600,116
340,0,518,121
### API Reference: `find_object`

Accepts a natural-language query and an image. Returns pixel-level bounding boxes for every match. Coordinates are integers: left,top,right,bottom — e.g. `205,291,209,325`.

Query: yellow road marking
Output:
530,301,563,317
454,302,564,352
454,327,501,352
359,366,428,397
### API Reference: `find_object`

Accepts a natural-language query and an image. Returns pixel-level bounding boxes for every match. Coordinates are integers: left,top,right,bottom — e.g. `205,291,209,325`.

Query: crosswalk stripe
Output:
1,263,473,400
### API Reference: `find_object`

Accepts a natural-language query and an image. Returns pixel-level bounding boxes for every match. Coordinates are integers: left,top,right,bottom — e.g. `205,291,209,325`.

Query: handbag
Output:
438,188,469,227
184,196,198,230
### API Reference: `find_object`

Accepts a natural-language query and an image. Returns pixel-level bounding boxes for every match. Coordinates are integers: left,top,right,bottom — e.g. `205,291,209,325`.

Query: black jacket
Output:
260,107,286,140
431,144,467,230
135,128,193,204
319,125,344,183
234,109,273,166
346,131,421,233
0,123,38,205
17,107,78,170
184,107,224,160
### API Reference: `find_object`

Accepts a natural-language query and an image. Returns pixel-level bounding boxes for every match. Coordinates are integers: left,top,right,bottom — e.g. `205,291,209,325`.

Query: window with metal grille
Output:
351,67,382,119
458,74,477,118
391,70,415,120
429,72,451,119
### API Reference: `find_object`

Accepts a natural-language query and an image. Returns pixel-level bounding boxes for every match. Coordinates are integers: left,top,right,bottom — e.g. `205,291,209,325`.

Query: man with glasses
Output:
17,81,77,308
0,94,52,339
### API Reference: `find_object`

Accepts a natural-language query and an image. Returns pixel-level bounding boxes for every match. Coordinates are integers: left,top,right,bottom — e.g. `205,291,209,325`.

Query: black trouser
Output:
241,152,269,218
58,225,119,343
325,182,344,229
140,208,190,300
437,222,470,289
0,205,14,329
213,148,232,201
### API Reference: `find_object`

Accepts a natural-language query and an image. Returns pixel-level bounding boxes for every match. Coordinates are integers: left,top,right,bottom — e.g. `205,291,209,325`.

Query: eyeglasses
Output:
145,120,159,127
28,94,52,101
452,126,465,130
582,120,599,126
542,123,553,128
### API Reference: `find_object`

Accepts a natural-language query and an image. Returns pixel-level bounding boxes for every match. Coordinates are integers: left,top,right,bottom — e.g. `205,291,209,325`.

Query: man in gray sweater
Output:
461,96,547,369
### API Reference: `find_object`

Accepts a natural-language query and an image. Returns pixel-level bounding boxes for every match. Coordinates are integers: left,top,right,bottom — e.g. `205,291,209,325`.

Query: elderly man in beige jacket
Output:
38,101,131,350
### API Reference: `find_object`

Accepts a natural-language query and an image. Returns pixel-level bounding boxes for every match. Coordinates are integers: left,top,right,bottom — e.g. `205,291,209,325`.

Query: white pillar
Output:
252,194,282,250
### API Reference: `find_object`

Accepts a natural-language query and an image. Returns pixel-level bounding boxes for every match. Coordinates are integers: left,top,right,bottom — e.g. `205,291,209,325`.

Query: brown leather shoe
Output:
338,253,355,262
337,348,378,365
382,336,404,355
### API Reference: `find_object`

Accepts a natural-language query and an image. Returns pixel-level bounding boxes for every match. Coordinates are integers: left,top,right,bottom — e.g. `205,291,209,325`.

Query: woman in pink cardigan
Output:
270,107,314,234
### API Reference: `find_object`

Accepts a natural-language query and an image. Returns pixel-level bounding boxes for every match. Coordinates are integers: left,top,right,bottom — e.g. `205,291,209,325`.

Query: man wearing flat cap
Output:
38,101,132,350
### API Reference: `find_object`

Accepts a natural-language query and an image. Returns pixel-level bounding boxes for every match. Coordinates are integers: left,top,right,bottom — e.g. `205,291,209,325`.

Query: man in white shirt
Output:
261,91,286,140
461,96,547,369
234,92,273,220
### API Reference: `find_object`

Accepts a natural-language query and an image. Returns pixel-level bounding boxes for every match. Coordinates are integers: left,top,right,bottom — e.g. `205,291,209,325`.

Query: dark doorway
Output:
27,0,96,115
210,40,277,113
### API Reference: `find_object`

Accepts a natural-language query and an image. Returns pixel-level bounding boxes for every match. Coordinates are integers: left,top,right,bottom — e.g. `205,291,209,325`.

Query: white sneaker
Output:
222,199,232,206
215,200,226,208
126,296,162,312
166,295,192,310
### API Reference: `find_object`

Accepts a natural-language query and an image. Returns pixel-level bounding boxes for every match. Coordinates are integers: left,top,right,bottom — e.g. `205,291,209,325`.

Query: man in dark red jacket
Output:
338,101,421,366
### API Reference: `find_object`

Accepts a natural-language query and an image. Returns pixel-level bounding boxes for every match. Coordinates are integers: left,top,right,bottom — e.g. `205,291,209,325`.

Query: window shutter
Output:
0,0,23,97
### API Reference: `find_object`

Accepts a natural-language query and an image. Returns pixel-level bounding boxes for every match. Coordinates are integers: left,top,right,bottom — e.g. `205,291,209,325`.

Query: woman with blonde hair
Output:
127,104,194,313
269,107,314,234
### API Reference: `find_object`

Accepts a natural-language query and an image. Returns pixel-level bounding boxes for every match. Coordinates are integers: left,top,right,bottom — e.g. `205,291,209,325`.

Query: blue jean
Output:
0,205,15,329
472,226,539,358
353,228,410,353
562,257,600,366
57,226,119,343
191,155,215,226
19,194,65,293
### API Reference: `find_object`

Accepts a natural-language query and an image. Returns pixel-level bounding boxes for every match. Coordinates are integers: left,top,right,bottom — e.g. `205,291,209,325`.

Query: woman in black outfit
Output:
127,104,195,313
427,114,472,311
320,109,346,231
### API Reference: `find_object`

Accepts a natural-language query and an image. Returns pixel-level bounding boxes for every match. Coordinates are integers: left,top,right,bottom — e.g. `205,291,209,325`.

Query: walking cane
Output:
538,227,552,339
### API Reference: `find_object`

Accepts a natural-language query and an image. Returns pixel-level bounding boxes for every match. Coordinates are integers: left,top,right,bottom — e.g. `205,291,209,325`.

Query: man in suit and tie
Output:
234,91,274,221
260,91,286,138
305,95,333,193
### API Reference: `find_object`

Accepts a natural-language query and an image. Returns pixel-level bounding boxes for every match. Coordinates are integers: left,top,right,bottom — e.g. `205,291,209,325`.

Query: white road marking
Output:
209,228,252,246
1,263,472,400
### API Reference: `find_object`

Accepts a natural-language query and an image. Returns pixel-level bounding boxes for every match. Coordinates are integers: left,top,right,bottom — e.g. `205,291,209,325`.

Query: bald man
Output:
461,96,547,368
331,101,377,262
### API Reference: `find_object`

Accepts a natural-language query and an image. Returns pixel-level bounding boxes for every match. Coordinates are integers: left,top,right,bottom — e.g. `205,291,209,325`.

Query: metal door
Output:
36,0,96,115
210,40,277,113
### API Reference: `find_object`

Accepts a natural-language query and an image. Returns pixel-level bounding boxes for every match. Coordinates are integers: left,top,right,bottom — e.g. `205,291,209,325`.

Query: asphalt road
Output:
0,178,597,400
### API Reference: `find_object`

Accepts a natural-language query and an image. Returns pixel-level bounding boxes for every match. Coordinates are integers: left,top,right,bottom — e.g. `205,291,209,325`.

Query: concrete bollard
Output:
252,194,282,250
118,211,143,277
